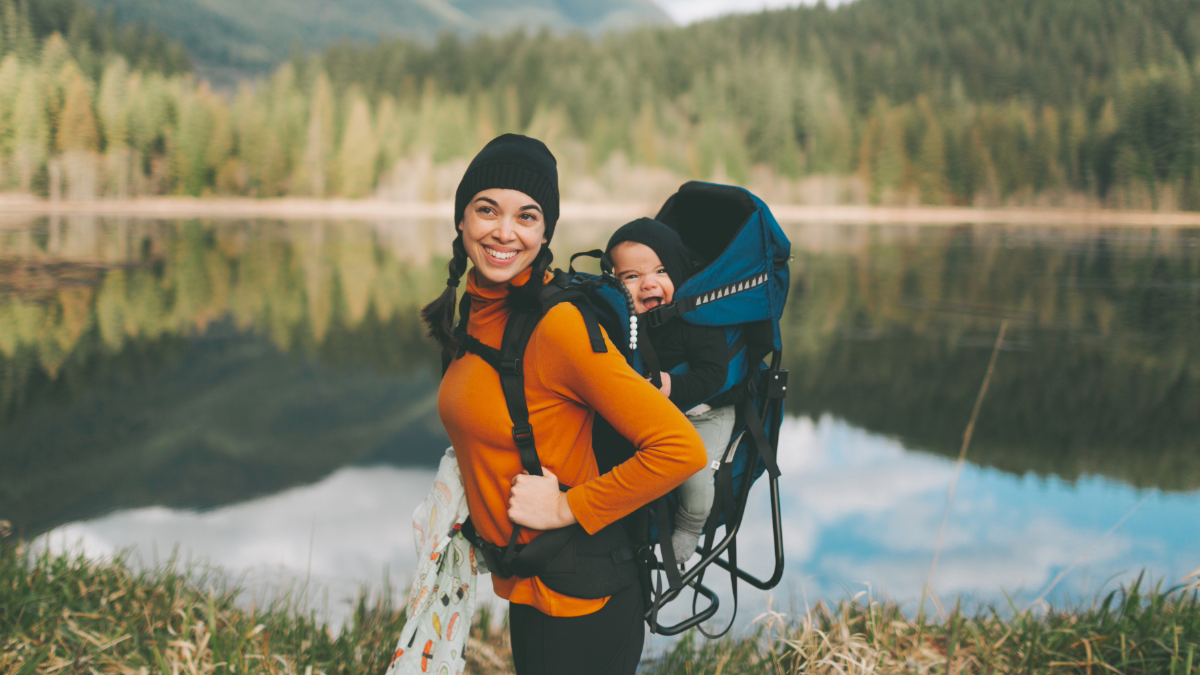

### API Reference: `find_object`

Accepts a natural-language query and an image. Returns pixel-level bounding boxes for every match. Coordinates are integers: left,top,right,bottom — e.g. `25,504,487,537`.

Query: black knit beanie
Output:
604,218,696,289
454,134,560,241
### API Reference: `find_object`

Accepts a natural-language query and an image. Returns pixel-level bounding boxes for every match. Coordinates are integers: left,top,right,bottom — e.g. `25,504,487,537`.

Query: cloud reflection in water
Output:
38,415,1200,632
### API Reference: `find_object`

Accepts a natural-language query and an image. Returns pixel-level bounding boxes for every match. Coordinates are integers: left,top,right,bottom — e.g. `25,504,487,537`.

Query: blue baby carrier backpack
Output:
566,181,791,635
455,181,790,636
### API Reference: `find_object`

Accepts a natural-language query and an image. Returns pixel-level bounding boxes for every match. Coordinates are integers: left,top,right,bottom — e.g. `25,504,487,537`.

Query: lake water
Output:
3,214,1199,637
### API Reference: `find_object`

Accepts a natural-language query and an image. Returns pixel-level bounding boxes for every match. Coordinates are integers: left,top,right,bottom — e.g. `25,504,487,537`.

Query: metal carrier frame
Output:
644,351,787,636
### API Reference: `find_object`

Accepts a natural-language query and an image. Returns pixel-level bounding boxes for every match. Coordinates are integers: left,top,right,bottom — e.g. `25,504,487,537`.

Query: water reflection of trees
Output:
0,215,450,537
784,226,1200,491
4,219,1199,537
0,215,445,424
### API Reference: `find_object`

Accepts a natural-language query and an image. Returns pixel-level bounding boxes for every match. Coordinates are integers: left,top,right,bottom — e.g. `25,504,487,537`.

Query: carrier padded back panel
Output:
656,182,757,265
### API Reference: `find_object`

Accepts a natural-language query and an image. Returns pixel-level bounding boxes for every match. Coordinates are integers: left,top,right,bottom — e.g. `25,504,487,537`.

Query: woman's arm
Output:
525,304,708,535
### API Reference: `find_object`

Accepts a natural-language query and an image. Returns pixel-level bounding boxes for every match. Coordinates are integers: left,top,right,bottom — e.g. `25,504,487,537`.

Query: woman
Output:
423,134,706,675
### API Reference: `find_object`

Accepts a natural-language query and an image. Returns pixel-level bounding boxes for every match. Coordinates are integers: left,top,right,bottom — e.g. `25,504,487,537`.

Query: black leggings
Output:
508,583,645,675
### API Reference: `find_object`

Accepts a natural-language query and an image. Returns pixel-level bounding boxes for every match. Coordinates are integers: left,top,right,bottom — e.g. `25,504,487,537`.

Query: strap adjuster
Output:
512,424,535,447
642,302,681,328
500,356,522,376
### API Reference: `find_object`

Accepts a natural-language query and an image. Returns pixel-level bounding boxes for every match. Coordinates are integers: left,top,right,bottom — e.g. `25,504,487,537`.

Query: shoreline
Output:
3,195,1200,226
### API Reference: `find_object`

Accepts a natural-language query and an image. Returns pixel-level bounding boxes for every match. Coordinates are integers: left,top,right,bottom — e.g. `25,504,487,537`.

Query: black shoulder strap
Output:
454,281,612,556
538,277,608,354
498,309,544,477
456,283,611,478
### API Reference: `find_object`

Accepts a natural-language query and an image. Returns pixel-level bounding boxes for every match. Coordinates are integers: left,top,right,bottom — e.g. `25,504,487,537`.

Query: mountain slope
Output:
86,0,671,80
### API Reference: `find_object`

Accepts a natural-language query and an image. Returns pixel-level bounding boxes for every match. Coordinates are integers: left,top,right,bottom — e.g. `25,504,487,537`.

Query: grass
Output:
645,577,1200,674
4,537,1199,675
0,540,514,675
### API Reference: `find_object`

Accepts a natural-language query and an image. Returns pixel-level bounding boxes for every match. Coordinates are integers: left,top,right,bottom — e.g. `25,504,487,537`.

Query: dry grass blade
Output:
922,320,1008,618
1182,566,1200,591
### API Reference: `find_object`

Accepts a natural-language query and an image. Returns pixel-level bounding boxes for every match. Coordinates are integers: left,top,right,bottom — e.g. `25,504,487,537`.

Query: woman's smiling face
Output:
459,188,547,286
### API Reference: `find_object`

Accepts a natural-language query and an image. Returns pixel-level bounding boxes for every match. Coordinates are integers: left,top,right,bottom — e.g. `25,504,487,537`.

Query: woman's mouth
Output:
483,245,519,262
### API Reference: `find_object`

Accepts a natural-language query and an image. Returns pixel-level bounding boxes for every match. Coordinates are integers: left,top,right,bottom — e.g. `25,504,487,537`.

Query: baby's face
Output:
611,241,675,314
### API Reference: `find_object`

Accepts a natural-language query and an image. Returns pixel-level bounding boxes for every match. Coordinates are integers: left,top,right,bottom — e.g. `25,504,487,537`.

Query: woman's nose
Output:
493,218,518,242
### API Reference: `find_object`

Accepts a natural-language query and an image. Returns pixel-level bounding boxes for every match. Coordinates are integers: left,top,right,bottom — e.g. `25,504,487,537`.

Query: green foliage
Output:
86,0,669,80
336,87,377,198
0,0,190,79
54,65,96,152
2,0,1200,205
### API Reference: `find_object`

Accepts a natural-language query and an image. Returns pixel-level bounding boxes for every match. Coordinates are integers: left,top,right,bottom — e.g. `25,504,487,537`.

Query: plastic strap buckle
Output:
499,356,522,376
642,302,681,328
512,424,535,448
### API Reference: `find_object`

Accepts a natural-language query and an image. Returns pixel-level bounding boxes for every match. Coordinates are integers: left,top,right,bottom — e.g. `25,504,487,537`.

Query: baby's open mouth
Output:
641,296,664,310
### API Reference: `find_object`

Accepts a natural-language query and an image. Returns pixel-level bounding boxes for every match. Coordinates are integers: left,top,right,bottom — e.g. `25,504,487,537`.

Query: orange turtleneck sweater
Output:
438,267,707,617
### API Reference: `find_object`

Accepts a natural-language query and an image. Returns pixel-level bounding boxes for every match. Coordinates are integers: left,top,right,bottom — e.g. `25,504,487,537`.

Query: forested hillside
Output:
0,0,189,76
1,0,1199,208
86,0,670,80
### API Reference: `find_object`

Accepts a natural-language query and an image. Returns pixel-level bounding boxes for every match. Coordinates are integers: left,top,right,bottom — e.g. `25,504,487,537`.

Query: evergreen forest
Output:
1,0,1199,208
84,0,670,81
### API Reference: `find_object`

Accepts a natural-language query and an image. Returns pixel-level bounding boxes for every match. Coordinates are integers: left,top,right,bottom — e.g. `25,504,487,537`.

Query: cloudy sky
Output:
655,0,839,25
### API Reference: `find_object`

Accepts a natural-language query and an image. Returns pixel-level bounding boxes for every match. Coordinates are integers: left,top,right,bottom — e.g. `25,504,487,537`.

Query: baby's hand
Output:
659,372,672,398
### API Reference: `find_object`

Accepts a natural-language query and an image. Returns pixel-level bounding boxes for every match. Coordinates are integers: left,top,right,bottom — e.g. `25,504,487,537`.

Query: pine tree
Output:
298,71,334,197
374,94,404,172
3,0,35,62
97,57,130,196
0,0,7,57
56,67,97,152
0,54,20,160
96,58,128,149
336,88,378,198
915,99,947,205
633,101,658,166
12,69,46,191
172,85,215,196
56,66,99,199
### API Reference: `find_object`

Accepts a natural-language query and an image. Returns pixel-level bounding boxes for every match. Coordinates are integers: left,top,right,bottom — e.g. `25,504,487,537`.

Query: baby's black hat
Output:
604,217,695,289
454,134,560,240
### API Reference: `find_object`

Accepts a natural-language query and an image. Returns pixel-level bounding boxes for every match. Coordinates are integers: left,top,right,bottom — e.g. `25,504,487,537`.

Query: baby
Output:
605,218,737,563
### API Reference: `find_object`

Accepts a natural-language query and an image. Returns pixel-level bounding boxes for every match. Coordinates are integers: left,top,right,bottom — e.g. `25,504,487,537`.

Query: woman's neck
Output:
467,266,535,297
